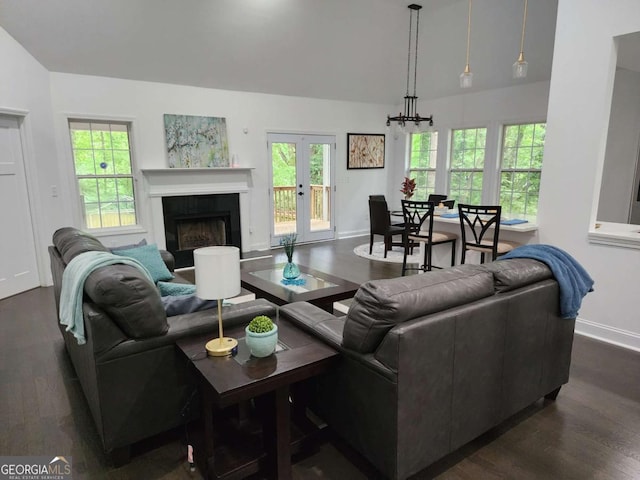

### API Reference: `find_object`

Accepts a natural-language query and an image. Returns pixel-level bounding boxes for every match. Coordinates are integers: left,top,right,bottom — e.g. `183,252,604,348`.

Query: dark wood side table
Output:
176,317,338,480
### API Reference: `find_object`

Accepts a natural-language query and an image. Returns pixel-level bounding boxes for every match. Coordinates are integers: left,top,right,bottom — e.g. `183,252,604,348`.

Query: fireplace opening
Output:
162,193,242,268
177,216,227,251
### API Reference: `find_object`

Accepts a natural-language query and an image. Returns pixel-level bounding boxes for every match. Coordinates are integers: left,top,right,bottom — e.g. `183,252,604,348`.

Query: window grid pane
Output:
450,127,487,205
70,121,137,229
409,131,438,199
500,122,545,217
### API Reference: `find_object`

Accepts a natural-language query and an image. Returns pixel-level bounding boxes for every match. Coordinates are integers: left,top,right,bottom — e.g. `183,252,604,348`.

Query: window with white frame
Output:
408,131,438,200
499,123,546,218
449,127,487,205
68,120,138,229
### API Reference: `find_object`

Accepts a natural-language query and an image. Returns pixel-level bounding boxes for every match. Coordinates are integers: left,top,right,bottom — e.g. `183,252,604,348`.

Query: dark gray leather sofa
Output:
280,259,575,480
48,227,276,464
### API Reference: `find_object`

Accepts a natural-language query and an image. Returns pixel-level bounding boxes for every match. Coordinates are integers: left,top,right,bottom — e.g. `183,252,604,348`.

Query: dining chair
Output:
401,200,458,275
369,198,404,258
457,204,520,264
427,194,448,204
430,199,458,266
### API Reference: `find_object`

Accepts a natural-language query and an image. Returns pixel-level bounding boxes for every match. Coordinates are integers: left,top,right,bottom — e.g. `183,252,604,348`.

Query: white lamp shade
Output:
194,246,241,300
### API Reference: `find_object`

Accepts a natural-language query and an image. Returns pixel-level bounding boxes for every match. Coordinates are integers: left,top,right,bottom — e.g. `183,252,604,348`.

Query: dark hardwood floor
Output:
1,236,639,479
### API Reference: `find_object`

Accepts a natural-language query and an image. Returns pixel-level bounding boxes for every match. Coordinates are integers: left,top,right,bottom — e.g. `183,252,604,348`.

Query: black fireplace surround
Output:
162,193,242,268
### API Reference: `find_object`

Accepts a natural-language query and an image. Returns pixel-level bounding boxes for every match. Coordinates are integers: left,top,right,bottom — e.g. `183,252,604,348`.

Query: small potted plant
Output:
245,315,278,358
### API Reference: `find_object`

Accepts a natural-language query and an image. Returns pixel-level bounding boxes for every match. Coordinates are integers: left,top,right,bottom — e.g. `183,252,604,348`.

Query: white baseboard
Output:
575,317,640,353
337,230,368,239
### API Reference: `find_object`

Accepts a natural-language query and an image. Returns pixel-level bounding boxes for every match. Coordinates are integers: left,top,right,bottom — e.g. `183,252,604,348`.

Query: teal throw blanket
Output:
59,251,154,345
498,244,594,319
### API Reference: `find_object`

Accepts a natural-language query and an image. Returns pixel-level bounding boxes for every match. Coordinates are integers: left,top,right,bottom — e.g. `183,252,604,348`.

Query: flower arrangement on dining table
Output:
400,177,417,199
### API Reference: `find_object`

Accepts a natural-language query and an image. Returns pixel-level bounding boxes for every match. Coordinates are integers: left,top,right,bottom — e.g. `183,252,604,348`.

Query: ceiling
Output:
0,0,559,104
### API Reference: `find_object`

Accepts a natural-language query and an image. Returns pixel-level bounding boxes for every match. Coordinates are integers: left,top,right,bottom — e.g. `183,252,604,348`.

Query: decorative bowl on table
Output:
434,206,451,216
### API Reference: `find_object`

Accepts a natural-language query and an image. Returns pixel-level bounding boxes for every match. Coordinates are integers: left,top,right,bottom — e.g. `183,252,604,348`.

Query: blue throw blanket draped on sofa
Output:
498,244,594,319
59,251,154,345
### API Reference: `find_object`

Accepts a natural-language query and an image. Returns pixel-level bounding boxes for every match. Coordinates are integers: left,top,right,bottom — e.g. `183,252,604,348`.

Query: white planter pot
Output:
245,325,278,358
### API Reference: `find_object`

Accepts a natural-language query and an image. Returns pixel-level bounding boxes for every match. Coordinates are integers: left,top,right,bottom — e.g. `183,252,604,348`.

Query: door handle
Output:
298,191,304,196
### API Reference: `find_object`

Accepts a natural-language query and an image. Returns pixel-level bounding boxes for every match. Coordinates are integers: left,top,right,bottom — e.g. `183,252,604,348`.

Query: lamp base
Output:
206,337,238,357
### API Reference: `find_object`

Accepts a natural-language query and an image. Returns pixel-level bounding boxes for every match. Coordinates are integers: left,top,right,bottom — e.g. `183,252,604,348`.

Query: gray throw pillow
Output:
109,238,147,252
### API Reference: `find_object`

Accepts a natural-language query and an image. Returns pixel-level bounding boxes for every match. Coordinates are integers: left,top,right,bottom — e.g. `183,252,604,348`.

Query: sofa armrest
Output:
96,299,278,362
159,249,175,272
278,302,344,348
279,302,395,381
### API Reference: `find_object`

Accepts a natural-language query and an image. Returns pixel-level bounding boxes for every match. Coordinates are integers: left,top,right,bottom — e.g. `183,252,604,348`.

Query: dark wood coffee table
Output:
241,263,359,312
176,317,338,480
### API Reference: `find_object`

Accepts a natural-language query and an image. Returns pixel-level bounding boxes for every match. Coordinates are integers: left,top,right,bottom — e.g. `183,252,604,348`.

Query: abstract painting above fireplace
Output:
162,193,241,268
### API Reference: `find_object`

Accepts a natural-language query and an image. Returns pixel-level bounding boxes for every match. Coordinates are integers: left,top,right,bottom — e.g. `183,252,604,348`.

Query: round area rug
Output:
353,242,421,265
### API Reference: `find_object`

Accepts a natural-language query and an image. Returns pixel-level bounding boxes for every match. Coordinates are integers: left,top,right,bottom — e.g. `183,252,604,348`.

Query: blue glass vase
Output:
283,260,300,279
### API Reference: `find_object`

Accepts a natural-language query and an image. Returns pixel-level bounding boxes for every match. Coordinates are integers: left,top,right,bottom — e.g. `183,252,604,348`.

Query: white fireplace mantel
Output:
140,167,254,251
140,167,254,197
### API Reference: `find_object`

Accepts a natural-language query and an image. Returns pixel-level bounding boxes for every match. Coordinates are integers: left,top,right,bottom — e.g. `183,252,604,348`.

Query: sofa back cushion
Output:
342,264,495,353
53,227,109,264
483,258,552,292
84,265,168,338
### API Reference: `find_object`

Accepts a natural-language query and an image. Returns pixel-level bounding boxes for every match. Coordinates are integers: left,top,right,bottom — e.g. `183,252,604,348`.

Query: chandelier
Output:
386,4,433,132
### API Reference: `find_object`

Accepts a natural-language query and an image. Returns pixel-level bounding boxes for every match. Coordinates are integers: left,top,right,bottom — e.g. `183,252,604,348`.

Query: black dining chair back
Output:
458,204,519,264
369,198,404,258
369,194,386,201
427,194,448,204
401,200,436,275
442,199,455,209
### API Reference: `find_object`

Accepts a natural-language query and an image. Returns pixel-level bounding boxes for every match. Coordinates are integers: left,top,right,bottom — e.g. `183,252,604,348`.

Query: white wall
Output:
597,67,640,223
0,28,63,285
540,0,640,351
48,73,394,252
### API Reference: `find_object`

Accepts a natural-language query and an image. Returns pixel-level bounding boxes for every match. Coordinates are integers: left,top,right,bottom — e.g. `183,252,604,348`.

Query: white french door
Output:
268,133,335,246
0,115,39,299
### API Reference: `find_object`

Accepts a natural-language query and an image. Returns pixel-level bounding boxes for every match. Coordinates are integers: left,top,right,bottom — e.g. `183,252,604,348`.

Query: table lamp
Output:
194,246,241,356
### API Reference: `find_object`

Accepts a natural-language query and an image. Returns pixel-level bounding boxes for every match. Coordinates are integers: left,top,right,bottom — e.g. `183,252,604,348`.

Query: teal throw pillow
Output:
157,281,196,297
114,243,174,283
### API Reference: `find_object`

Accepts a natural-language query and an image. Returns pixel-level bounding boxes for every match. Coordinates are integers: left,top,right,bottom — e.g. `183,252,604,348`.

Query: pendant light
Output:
386,4,434,132
513,0,529,79
460,0,473,88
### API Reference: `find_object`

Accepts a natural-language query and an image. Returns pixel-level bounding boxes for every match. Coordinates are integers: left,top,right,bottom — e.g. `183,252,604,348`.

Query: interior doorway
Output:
268,133,335,246
0,114,39,299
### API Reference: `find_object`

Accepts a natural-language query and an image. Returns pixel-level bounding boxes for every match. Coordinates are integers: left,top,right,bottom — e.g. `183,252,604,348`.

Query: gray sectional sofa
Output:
280,259,576,480
49,227,276,464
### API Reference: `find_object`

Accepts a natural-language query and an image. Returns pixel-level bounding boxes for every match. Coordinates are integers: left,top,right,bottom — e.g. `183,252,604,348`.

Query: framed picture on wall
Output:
164,114,230,168
347,133,385,169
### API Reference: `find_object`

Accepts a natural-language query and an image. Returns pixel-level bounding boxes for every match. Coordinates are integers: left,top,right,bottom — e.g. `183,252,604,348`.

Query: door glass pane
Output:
309,143,331,232
272,142,297,235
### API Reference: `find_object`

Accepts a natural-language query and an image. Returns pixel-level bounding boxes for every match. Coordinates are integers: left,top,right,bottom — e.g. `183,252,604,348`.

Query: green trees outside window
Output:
408,131,438,200
69,121,137,229
500,123,546,217
450,127,487,205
